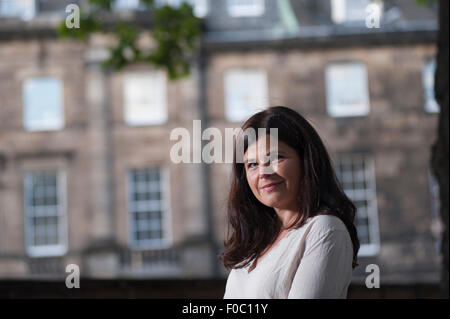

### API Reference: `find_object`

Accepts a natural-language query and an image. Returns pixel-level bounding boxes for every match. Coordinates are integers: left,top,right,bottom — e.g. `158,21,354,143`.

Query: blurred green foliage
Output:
58,0,202,80
415,0,437,6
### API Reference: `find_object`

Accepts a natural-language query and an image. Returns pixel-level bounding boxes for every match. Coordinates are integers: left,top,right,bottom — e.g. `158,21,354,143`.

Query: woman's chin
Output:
260,195,285,208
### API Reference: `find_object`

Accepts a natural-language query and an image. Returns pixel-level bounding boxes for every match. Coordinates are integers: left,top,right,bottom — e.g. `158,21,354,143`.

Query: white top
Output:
223,214,354,299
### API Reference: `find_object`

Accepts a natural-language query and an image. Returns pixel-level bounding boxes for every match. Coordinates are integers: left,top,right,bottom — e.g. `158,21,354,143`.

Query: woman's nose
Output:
258,160,276,176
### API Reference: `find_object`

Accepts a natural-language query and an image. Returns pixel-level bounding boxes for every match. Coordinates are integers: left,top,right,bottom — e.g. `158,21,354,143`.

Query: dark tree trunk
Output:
431,0,449,299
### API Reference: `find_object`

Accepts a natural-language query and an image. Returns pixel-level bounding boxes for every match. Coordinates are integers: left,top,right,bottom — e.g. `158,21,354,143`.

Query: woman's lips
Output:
261,181,283,191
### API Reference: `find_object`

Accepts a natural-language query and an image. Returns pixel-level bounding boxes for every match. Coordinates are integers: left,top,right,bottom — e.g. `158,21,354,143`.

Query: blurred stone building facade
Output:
0,0,442,287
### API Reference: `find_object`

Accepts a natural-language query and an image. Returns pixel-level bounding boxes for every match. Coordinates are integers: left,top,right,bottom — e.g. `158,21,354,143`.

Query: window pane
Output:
331,0,381,24
423,59,440,113
23,77,64,131
150,230,163,239
123,72,167,126
224,69,268,122
113,0,141,10
129,168,166,248
0,0,35,20
334,155,379,254
25,171,64,251
227,0,265,17
345,0,370,21
191,0,208,17
45,216,59,245
326,63,370,117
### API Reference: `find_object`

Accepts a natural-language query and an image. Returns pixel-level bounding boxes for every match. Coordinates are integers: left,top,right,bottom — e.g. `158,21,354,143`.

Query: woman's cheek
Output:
246,171,258,193
282,161,297,178
271,161,284,177
251,174,260,195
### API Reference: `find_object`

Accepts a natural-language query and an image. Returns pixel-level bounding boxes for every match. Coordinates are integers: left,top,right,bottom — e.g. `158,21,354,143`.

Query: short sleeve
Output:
223,269,236,299
287,218,353,299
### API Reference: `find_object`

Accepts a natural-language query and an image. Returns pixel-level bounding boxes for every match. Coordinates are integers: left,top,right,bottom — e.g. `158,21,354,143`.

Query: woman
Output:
220,106,360,299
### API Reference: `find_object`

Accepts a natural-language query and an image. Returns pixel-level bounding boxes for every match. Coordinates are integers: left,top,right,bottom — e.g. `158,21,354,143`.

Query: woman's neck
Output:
274,205,301,229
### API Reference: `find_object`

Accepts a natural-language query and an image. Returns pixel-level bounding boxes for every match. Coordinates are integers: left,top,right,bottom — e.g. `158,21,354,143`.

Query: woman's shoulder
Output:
305,214,348,234
300,214,352,254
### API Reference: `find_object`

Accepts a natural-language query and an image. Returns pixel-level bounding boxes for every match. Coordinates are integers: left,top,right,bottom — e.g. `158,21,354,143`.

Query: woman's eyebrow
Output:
269,150,286,155
245,150,285,159
244,149,286,162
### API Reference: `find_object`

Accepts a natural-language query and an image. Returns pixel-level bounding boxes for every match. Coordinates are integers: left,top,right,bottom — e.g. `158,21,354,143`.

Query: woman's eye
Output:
247,162,258,169
271,154,283,161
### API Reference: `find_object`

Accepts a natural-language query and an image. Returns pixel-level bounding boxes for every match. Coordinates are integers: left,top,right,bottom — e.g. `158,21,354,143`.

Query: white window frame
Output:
0,0,36,20
189,0,208,18
24,170,68,257
331,0,382,24
23,77,65,132
334,154,380,256
325,62,370,117
227,0,265,18
331,0,347,23
423,58,440,113
126,167,172,250
122,71,168,126
224,68,269,123
112,0,144,11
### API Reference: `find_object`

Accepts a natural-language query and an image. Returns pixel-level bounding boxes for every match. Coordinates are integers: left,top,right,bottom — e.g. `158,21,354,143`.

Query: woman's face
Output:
243,135,301,211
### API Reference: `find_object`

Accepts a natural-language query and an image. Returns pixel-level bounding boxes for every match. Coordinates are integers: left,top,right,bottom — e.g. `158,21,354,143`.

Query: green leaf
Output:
57,13,102,41
56,0,203,80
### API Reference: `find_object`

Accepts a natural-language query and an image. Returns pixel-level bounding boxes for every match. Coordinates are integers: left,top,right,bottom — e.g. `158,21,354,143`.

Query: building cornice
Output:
0,18,437,51
203,22,438,52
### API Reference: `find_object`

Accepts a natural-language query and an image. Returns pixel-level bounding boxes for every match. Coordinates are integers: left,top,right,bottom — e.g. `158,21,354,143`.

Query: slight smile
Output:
260,181,283,191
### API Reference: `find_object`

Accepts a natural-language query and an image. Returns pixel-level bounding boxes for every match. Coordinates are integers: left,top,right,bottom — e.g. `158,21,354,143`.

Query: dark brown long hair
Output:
219,106,360,270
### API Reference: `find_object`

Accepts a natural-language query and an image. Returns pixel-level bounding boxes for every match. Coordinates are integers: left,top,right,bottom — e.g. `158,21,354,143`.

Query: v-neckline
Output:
247,228,294,274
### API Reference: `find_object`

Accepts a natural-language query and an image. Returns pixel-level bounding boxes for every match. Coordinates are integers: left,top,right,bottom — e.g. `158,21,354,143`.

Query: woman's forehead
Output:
244,136,290,159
